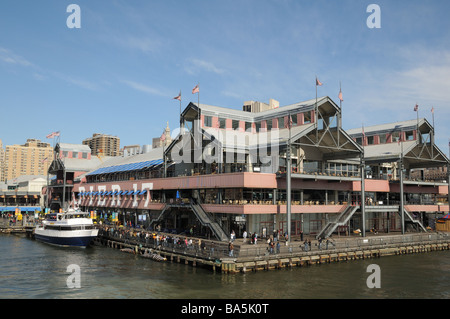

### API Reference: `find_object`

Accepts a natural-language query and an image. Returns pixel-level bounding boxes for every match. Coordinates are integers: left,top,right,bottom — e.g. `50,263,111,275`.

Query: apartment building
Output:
1,139,53,182
82,133,121,157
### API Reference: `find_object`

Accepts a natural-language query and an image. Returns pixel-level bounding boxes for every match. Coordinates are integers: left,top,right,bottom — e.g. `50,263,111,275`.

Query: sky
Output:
0,0,449,154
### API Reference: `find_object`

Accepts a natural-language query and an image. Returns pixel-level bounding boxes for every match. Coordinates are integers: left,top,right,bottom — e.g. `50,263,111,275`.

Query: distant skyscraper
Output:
82,133,121,157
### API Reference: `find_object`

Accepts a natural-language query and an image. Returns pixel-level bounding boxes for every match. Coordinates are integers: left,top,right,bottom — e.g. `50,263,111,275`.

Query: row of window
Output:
61,151,89,159
354,130,429,146
203,112,312,132
44,225,95,231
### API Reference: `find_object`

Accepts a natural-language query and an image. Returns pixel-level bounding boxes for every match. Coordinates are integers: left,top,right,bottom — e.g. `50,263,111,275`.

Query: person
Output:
228,242,234,257
303,240,309,252
269,240,274,254
231,230,236,242
243,230,247,244
210,242,215,256
318,237,323,250
276,241,280,254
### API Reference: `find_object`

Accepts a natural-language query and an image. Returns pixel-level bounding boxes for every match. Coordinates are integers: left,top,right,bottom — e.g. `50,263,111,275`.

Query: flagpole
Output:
315,76,318,142
416,103,419,142
361,123,366,237
338,81,342,147
179,90,182,127
447,139,450,210
287,112,292,246
400,138,405,235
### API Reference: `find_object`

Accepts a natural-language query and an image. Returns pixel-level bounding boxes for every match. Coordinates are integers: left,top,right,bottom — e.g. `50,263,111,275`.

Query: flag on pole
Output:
46,131,60,139
431,106,434,114
316,77,323,86
338,89,343,102
414,104,419,112
173,91,181,101
160,132,166,142
192,84,199,94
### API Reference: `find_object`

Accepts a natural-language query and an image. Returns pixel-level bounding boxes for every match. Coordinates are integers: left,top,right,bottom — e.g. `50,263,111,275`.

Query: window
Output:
355,137,363,145
255,122,261,132
405,131,414,141
219,118,226,129
367,136,374,145
391,131,400,143
379,134,387,144
278,117,284,128
72,151,78,158
304,112,311,124
232,119,240,130
266,119,272,131
245,122,252,132
82,152,88,159
204,116,212,127
291,114,298,126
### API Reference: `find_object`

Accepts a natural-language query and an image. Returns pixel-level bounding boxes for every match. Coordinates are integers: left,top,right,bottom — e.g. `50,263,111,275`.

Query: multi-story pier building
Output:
60,96,449,241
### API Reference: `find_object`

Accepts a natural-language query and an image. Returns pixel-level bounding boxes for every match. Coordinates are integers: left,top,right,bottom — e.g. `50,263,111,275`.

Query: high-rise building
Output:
82,133,121,157
0,139,4,182
2,139,53,182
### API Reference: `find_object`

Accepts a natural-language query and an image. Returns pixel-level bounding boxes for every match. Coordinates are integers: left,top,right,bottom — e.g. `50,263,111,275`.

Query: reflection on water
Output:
1,234,449,299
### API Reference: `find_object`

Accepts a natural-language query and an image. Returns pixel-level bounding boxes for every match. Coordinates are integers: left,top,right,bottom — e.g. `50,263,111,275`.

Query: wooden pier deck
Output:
94,231,450,274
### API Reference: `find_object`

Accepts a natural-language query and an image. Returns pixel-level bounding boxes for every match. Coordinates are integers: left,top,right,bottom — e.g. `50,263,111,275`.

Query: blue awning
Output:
0,206,40,212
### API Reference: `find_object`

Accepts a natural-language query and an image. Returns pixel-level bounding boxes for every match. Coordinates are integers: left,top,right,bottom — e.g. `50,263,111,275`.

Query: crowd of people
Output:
99,225,226,258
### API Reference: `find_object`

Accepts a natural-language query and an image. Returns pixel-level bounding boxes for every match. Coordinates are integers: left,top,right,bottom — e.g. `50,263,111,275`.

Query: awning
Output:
0,206,40,212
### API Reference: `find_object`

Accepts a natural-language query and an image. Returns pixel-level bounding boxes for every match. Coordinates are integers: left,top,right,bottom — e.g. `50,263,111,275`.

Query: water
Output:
1,234,449,299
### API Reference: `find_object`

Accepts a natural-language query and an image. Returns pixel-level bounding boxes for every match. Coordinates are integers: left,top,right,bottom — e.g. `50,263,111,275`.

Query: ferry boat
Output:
34,209,98,248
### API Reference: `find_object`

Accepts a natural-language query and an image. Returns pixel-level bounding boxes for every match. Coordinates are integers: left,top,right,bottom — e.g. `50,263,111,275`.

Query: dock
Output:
94,227,450,274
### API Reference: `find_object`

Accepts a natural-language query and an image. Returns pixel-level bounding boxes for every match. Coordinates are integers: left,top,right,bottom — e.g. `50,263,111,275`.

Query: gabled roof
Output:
183,96,331,122
347,118,433,137
346,119,448,167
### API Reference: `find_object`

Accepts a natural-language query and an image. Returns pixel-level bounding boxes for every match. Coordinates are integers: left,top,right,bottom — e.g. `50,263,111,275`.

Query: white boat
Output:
34,209,98,248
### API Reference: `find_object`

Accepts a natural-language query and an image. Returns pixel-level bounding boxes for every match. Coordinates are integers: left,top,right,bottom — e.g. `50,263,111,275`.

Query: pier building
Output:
59,96,449,241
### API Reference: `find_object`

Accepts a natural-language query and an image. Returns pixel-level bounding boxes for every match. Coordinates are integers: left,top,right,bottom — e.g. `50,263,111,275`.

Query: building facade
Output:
82,133,121,157
63,96,449,241
0,175,46,216
1,139,53,182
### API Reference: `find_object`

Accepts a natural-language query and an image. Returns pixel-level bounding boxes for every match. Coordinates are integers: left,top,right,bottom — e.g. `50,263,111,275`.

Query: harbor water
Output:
1,233,449,299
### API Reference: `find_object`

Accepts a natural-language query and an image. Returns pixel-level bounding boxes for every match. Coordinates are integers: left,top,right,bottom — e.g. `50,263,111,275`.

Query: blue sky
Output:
0,0,449,154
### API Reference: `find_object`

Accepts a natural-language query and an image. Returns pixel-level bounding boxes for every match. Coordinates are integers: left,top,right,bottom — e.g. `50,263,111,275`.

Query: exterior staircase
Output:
316,205,359,239
402,208,427,232
190,203,229,241
149,202,229,242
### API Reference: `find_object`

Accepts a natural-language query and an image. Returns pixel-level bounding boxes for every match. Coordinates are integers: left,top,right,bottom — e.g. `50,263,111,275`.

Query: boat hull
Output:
34,229,98,248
